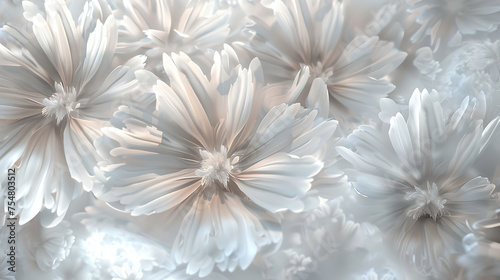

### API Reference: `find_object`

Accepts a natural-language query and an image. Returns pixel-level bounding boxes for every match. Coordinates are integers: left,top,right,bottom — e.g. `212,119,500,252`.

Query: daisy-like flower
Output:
235,0,406,130
0,0,144,226
338,89,499,277
407,0,500,52
96,46,336,276
114,0,230,74
458,209,500,280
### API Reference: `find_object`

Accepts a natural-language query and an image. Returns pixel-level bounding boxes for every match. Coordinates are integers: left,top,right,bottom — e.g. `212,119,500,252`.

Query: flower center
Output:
405,182,447,221
302,61,333,82
42,82,79,125
195,145,235,189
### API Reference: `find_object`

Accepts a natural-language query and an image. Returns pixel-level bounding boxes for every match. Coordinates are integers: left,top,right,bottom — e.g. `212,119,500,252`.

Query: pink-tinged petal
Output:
64,118,104,191
156,54,214,148
0,100,43,120
75,20,109,89
262,66,310,110
31,0,78,85
108,170,200,216
225,67,253,150
16,124,79,226
0,117,43,176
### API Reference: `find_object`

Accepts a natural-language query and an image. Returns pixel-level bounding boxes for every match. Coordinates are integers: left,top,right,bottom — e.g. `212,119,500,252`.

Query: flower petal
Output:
236,153,322,213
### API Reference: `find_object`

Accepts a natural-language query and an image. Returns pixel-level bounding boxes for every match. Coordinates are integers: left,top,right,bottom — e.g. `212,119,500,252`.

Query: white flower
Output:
415,41,500,123
235,0,406,130
407,0,500,51
338,89,499,277
114,0,230,74
413,47,441,81
0,0,144,226
96,47,336,276
458,209,500,280
18,220,75,271
259,199,364,280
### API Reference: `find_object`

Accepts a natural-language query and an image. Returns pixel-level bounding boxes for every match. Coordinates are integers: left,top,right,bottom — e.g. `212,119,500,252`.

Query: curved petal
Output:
16,124,79,226
173,192,281,277
236,153,322,213
64,118,104,191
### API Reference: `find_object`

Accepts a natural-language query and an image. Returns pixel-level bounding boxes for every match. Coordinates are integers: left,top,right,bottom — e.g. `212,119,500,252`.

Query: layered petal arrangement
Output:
114,0,230,74
0,0,499,279
0,0,145,226
407,0,500,52
338,89,499,277
95,47,337,276
235,0,407,130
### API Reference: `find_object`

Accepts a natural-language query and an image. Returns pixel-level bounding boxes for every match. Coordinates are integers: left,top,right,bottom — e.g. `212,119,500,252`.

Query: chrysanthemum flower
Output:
407,0,500,52
235,0,406,130
114,0,230,74
95,46,336,276
0,0,144,226
338,89,499,277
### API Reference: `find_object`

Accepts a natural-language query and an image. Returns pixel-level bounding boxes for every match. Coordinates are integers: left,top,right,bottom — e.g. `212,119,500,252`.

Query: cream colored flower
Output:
96,47,336,276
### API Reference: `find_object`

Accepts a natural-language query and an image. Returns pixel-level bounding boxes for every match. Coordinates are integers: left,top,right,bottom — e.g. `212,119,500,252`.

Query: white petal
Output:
173,192,281,276
225,67,253,149
16,125,78,225
64,118,103,191
236,153,322,213
306,77,329,120
389,113,414,169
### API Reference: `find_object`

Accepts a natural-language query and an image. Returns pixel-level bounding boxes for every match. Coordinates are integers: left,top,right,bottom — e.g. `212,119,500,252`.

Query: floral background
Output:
1,0,499,279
